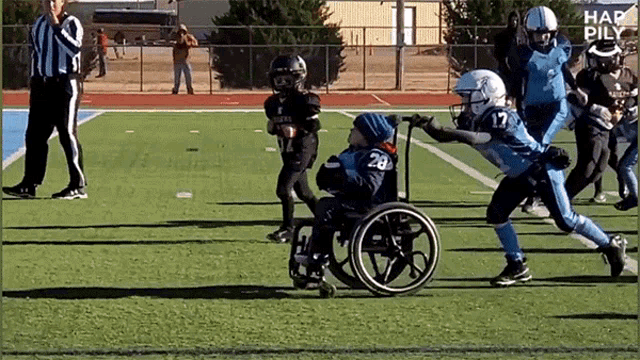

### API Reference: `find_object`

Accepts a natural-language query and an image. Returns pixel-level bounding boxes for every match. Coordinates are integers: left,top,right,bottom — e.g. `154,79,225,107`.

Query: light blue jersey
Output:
472,107,546,177
521,35,572,106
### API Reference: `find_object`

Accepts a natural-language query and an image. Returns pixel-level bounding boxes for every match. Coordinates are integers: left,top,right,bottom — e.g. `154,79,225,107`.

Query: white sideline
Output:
2,110,105,170
337,110,638,276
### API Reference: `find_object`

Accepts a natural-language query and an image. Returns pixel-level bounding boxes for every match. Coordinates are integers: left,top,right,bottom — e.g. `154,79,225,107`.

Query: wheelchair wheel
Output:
327,231,364,290
349,202,440,296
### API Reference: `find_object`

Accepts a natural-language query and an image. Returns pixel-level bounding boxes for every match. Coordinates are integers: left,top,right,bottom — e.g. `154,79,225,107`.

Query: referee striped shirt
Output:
30,13,83,78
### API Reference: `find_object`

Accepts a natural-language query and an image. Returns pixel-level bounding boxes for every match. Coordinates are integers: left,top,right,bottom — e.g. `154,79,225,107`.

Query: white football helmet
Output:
524,6,558,51
451,69,507,130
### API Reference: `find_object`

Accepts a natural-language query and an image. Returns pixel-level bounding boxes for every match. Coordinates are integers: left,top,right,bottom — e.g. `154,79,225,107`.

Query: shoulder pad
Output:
480,107,517,130
556,34,572,57
304,92,321,109
264,94,277,109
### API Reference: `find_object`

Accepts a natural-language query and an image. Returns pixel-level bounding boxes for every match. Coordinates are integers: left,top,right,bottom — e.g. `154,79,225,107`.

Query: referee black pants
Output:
23,75,86,188
565,119,610,200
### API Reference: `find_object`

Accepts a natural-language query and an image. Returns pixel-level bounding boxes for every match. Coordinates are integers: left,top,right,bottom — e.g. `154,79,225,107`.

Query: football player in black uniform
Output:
565,39,638,203
264,55,321,243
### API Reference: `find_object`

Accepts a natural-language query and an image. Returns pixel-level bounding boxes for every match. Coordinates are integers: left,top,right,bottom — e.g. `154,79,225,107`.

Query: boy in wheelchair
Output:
294,113,399,269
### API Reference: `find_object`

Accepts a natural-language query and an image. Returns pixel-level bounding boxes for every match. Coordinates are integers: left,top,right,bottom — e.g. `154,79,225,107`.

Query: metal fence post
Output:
474,25,478,69
325,44,329,94
209,45,213,94
140,43,144,92
363,26,366,90
249,26,253,90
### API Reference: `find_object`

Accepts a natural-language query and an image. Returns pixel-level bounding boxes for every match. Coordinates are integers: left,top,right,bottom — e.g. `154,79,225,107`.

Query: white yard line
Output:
371,94,391,106
2,110,105,170
337,110,638,275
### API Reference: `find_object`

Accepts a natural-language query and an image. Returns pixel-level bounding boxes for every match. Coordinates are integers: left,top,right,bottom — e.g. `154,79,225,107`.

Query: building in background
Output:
325,0,444,46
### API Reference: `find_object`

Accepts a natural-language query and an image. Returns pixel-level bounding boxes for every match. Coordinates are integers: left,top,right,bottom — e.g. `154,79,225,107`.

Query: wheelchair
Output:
288,115,441,297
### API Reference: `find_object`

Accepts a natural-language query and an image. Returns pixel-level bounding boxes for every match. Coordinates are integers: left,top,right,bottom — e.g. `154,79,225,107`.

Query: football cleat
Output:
2,183,36,199
590,193,607,203
599,235,627,277
294,252,329,267
614,197,637,211
521,196,541,214
52,186,87,200
490,258,532,287
266,227,293,243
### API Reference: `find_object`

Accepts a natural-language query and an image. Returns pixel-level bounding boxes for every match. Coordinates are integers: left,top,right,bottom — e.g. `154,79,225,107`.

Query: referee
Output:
3,0,87,199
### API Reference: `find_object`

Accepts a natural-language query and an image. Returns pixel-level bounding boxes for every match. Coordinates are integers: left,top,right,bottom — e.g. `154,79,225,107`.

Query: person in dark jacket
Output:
493,10,527,105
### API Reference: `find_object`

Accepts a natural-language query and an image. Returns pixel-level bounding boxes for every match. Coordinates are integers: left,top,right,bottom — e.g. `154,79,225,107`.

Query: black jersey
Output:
577,67,638,110
264,91,321,168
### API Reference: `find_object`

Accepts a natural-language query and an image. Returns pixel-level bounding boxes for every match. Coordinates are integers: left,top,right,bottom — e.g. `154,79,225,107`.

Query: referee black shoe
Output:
2,183,36,199
52,186,87,200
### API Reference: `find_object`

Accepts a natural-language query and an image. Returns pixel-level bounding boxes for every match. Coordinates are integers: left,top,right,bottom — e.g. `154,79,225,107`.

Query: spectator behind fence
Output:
492,10,527,107
96,28,108,77
114,31,126,59
172,24,198,94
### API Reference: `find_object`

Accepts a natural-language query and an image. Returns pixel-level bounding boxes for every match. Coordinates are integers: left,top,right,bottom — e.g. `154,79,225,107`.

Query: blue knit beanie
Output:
353,113,396,144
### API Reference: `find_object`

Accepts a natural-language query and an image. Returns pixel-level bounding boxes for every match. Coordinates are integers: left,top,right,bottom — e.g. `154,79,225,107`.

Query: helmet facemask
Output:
452,70,508,131
529,30,556,52
450,91,487,131
587,41,623,73
268,55,307,95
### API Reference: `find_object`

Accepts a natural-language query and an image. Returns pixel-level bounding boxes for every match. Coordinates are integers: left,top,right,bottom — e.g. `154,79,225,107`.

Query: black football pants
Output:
276,165,317,229
565,120,609,200
23,75,86,188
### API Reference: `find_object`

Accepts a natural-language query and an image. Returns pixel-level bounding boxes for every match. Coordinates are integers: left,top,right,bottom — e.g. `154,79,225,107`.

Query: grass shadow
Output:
2,285,294,300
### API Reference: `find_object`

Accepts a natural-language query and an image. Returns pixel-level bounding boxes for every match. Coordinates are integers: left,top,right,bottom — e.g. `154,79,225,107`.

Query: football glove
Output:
543,146,571,170
267,119,276,135
316,156,346,191
588,104,612,123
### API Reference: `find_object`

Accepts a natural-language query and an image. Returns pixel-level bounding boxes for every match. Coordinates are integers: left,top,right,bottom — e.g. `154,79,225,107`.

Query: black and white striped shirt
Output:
30,13,83,78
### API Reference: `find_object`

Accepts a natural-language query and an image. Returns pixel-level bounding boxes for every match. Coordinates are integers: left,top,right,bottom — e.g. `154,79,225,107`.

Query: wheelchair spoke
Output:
379,257,398,284
381,214,397,246
399,251,427,276
367,252,384,278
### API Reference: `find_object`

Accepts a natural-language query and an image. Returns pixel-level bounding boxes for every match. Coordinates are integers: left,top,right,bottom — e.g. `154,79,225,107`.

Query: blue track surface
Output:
2,110,98,162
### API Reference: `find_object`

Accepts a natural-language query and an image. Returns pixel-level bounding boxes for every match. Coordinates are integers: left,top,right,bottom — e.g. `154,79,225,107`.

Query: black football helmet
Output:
268,55,307,94
586,39,623,73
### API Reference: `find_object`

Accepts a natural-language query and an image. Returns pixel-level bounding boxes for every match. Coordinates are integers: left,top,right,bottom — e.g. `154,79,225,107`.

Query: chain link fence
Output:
3,24,637,93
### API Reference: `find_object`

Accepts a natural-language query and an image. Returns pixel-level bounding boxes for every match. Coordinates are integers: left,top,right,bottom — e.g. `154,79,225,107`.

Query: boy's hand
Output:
316,156,345,191
410,114,435,128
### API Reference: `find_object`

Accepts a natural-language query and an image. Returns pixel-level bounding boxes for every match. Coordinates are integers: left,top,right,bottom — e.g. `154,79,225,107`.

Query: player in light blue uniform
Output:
515,6,579,212
414,69,627,287
517,6,577,145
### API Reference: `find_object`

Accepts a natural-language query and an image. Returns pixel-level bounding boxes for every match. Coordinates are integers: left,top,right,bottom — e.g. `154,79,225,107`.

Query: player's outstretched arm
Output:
417,116,490,146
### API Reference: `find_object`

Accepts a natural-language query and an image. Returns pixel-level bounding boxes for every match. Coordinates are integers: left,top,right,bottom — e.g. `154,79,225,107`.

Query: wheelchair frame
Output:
288,115,441,297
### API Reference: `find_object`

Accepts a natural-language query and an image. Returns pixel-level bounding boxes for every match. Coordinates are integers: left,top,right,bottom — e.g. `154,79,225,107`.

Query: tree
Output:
443,0,585,76
3,0,40,89
208,0,345,89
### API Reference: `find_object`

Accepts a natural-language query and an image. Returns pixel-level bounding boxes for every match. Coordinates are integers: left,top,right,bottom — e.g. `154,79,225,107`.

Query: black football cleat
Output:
490,257,532,287
3,183,36,199
52,186,87,200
